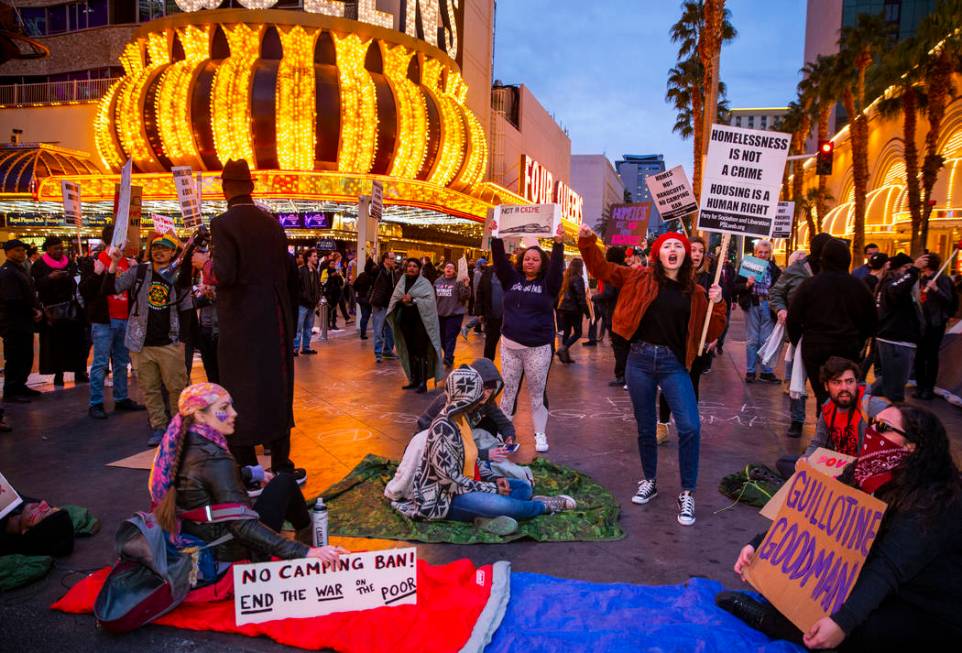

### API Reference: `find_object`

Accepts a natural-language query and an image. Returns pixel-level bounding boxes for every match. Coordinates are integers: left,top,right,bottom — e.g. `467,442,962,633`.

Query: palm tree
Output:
799,55,841,221
836,12,889,261
797,186,834,247
776,100,811,256
875,36,926,254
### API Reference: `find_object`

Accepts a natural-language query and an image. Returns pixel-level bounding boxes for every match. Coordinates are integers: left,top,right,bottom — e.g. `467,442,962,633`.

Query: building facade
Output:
570,154,624,231
723,107,788,132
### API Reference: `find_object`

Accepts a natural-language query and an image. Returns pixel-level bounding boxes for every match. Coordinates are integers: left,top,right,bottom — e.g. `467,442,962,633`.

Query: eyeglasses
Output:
869,417,909,439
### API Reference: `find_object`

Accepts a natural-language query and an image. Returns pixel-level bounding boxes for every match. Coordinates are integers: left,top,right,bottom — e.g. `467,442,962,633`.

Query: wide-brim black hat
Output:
221,159,253,183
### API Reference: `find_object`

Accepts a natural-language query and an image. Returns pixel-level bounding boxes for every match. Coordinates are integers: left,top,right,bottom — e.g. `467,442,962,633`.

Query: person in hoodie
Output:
392,367,575,535
434,261,472,367
913,253,956,401
872,252,929,402
787,237,877,411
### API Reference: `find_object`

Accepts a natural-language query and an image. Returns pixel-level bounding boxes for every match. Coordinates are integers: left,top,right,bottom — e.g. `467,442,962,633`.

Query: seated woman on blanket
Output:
392,367,576,535
415,358,524,479
150,383,346,567
0,493,74,557
718,404,962,651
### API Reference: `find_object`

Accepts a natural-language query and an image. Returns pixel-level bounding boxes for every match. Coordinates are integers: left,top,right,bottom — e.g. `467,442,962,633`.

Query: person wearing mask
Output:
32,236,87,387
872,252,928,403
914,253,956,401
490,223,566,454
475,261,505,361
369,251,401,363
387,258,443,393
769,233,833,438
787,237,877,411
556,258,589,365
656,236,715,445
580,225,726,526
293,248,321,356
149,383,347,566
79,225,145,419
851,242,880,282
734,239,781,384
352,258,377,340
720,404,962,651
0,239,42,403
434,261,471,367
200,159,304,483
391,367,575,535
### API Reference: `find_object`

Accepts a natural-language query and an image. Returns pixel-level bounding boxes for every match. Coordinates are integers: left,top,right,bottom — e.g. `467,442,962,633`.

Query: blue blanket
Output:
485,573,805,653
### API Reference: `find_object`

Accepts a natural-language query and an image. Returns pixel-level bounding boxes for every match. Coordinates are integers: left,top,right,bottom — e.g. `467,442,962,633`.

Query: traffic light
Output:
816,140,834,176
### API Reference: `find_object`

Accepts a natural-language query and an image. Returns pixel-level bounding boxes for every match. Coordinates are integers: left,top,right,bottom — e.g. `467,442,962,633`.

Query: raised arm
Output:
544,241,565,297
576,225,632,288
490,238,519,288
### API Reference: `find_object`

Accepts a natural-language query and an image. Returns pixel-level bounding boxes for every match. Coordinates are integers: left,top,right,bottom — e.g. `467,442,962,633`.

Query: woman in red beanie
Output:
578,224,726,526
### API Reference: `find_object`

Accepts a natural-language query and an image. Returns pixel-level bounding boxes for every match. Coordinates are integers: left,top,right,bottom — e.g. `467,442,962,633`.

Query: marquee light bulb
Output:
236,0,278,8
174,0,221,11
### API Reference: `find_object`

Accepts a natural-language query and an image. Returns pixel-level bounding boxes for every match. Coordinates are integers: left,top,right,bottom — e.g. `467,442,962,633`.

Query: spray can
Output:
311,498,328,547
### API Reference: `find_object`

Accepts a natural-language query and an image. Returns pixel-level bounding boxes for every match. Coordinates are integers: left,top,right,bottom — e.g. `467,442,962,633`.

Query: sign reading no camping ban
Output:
645,165,697,221
697,124,790,237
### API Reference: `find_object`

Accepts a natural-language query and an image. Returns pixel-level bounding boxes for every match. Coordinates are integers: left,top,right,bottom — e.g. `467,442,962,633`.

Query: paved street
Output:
2,312,960,652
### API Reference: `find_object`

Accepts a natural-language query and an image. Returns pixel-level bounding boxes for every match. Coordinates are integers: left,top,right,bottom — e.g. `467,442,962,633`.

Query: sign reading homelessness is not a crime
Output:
645,165,698,221
697,124,791,237
233,548,417,625
744,460,887,633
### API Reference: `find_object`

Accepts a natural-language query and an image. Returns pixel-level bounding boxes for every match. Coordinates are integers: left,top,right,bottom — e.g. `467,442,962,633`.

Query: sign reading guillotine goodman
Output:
697,125,790,238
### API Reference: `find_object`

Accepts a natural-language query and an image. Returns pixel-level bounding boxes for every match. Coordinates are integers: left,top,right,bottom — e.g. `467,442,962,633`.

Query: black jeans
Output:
483,316,502,361
253,473,310,532
558,309,583,349
438,314,464,365
231,434,294,474
915,324,946,393
658,353,709,423
3,331,34,396
197,326,219,384
612,333,629,381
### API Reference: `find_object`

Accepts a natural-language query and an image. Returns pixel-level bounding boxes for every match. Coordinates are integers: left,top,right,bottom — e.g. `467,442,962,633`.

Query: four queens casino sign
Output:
697,124,791,238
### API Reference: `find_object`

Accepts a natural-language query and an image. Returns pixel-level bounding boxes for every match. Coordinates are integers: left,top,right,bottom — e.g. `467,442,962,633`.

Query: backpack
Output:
718,464,785,509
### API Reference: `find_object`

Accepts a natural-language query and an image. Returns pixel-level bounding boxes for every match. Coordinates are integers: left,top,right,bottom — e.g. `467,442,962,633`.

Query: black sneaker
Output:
759,372,780,384
246,480,264,498
744,373,756,384
677,490,696,526
631,479,657,505
302,349,318,355
787,421,803,438
608,377,625,387
114,398,146,412
583,340,597,347
293,351,299,357
89,404,108,420
382,352,399,360
290,468,308,486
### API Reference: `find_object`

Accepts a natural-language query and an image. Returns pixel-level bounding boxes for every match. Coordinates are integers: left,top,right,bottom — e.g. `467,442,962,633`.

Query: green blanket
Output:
0,554,53,591
319,454,625,544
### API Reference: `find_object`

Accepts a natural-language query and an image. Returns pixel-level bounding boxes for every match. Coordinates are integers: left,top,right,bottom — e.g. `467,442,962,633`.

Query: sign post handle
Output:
698,231,730,356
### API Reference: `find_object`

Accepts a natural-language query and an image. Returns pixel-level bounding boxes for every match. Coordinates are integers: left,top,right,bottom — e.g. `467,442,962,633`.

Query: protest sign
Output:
172,166,203,229
481,208,494,251
370,180,384,221
457,255,469,283
61,181,82,228
697,124,790,238
772,201,794,240
605,203,652,246
111,159,133,249
233,547,417,626
151,214,176,235
737,255,769,282
493,203,560,238
745,460,887,632
645,166,697,222
760,449,856,520
0,471,23,520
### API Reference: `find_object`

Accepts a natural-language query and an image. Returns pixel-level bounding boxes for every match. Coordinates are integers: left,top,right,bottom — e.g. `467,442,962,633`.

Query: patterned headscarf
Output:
148,383,232,507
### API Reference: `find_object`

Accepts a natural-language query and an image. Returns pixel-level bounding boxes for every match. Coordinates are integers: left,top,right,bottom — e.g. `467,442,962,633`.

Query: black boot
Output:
416,358,428,394
403,357,422,390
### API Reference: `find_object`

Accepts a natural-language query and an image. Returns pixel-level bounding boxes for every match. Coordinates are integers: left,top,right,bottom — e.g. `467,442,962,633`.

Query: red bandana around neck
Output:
853,426,912,494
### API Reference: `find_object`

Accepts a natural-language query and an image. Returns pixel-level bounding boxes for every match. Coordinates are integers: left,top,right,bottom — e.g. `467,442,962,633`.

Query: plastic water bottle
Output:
311,498,328,547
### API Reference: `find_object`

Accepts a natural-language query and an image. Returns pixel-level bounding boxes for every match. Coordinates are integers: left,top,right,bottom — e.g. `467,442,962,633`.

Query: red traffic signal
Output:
816,140,834,175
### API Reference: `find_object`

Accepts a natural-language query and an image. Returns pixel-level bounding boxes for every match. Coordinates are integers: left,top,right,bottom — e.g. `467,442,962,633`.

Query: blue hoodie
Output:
491,238,564,347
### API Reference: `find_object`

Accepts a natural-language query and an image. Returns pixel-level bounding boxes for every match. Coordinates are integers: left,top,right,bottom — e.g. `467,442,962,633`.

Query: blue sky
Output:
492,0,807,171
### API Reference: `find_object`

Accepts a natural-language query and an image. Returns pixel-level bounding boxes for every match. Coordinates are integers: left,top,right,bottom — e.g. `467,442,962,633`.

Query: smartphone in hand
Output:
504,443,521,454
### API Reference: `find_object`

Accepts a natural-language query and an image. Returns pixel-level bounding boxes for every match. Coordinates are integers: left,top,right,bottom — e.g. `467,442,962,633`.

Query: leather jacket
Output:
176,433,308,561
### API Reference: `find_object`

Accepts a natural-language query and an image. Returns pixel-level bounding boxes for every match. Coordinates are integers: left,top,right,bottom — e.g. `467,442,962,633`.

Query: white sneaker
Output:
534,432,549,452
677,490,696,526
632,479,657,505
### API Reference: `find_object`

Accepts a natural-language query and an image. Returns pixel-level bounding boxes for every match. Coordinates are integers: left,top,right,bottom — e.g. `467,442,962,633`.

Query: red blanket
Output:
52,559,509,653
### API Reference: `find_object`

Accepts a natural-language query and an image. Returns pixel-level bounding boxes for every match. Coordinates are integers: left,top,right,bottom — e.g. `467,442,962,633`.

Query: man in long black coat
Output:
208,159,304,481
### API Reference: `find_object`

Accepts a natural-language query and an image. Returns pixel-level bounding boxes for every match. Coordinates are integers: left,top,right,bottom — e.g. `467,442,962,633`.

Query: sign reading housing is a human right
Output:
697,124,790,237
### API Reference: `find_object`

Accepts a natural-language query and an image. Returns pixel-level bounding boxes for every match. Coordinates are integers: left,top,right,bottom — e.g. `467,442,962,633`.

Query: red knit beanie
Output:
648,231,691,265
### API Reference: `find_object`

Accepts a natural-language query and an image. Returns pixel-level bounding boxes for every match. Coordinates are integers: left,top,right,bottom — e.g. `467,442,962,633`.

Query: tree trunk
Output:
805,207,817,248
691,87,704,205
921,50,951,253
901,86,923,255
816,107,831,227
843,87,867,266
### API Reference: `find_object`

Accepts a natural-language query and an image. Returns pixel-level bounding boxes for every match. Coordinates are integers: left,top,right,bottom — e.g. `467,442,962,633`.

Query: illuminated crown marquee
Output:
94,8,491,213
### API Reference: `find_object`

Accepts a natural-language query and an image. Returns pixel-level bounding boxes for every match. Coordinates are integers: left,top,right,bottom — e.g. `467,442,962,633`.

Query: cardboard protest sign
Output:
772,201,794,240
61,181,82,228
172,166,203,229
370,179,384,221
481,208,494,251
697,124,790,237
745,460,887,633
493,203,560,238
111,159,133,250
151,214,176,235
0,471,23,520
760,449,856,520
234,548,417,626
645,165,697,221
737,255,770,282
457,255,469,283
605,203,652,246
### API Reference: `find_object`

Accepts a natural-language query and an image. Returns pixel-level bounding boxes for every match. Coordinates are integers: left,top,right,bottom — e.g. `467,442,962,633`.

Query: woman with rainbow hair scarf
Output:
149,382,346,567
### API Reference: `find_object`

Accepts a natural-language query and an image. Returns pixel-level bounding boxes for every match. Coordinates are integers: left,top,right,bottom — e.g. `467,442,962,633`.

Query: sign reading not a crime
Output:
233,547,418,626
645,165,697,221
697,124,790,237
